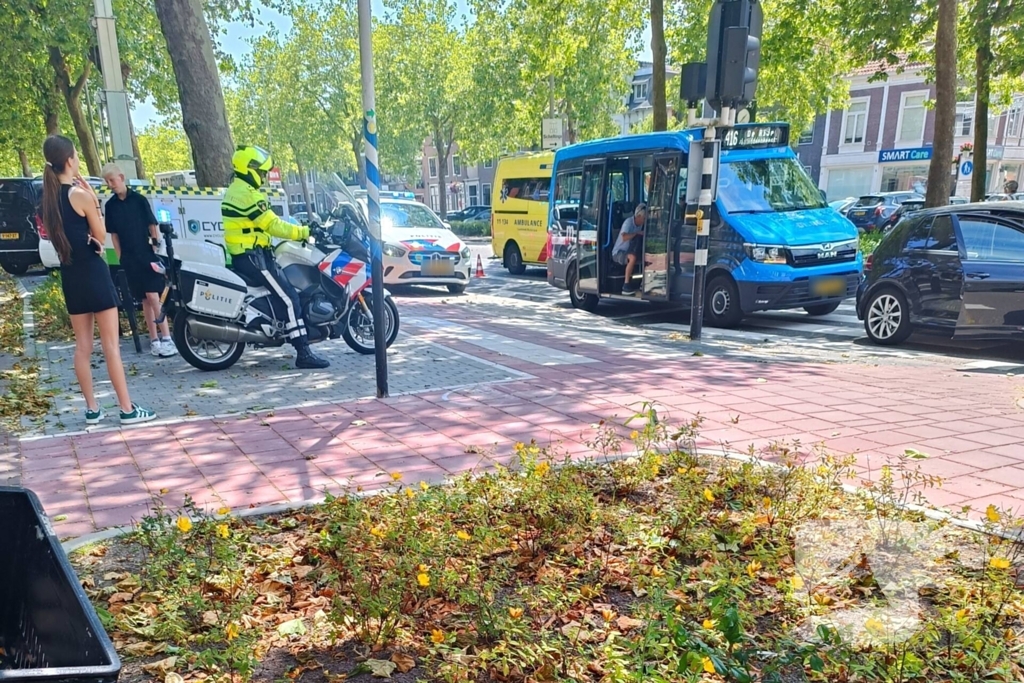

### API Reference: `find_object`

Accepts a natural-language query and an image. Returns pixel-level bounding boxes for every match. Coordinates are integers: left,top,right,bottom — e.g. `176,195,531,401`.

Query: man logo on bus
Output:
187,219,200,235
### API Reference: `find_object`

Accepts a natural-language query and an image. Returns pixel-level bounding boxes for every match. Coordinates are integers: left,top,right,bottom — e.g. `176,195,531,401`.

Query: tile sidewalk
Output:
15,301,1024,539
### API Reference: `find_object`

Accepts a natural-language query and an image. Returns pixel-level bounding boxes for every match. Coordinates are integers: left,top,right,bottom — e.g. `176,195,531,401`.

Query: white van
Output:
152,170,198,189
38,186,290,269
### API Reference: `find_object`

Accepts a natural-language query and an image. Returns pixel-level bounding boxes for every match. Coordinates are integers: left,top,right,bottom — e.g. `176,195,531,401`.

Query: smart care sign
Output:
878,147,933,163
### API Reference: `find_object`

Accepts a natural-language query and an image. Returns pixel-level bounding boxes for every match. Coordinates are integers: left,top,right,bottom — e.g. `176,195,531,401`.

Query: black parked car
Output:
846,192,922,232
447,205,490,222
0,178,43,274
881,198,927,231
857,202,1024,345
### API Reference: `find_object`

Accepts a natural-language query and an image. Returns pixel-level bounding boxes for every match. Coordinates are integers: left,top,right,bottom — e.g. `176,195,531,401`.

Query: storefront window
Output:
881,165,929,194
825,167,873,200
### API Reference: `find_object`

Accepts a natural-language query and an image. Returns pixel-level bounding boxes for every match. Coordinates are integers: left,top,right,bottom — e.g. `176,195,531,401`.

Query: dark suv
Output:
846,192,922,232
0,178,43,274
857,201,1024,345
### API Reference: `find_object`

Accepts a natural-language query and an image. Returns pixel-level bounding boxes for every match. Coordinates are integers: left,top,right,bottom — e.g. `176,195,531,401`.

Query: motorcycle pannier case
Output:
179,263,248,320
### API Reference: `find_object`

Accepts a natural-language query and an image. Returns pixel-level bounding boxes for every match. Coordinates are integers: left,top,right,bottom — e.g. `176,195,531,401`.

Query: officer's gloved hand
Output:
297,226,311,242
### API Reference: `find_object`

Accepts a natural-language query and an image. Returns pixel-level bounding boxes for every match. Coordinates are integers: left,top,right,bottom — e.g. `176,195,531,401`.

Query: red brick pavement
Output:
15,303,1024,539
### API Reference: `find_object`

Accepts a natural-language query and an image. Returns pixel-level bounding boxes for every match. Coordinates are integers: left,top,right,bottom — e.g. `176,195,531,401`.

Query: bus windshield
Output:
717,157,827,214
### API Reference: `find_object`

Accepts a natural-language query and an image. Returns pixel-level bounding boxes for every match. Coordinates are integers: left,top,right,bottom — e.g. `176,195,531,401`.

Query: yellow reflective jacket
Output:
222,177,306,255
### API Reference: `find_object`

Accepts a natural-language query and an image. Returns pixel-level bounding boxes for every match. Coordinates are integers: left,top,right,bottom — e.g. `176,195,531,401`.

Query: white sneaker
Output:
158,337,177,357
150,339,163,357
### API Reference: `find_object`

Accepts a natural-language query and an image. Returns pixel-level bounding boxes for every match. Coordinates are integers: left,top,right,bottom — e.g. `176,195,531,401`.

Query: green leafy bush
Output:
449,220,490,237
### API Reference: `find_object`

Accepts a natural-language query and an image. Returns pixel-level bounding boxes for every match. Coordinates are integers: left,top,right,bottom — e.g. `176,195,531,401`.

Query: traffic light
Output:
705,0,763,112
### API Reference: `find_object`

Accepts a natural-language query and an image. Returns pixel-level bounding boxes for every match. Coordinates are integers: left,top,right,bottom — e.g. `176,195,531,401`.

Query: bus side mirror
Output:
819,189,827,202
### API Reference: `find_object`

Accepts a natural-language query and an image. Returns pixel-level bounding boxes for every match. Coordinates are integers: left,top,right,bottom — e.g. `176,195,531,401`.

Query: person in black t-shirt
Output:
102,164,176,357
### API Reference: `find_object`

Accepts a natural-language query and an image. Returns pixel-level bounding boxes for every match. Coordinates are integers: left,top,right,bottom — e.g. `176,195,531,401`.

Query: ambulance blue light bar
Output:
156,208,173,223
379,191,416,199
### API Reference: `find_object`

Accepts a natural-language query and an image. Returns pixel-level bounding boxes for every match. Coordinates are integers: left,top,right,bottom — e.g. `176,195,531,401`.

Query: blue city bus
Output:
545,123,861,326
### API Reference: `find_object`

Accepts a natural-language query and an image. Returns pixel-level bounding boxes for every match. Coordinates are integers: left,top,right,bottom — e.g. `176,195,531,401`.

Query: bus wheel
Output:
504,242,526,275
704,275,743,328
567,264,599,312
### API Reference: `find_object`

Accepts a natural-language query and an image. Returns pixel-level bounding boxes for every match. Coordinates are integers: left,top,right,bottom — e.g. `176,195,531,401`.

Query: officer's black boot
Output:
293,338,330,369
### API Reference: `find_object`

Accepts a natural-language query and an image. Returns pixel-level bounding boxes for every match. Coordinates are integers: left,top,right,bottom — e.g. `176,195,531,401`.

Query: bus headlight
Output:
744,243,788,265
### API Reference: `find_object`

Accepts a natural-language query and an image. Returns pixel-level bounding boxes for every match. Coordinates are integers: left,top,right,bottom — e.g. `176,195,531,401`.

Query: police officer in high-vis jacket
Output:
222,145,330,369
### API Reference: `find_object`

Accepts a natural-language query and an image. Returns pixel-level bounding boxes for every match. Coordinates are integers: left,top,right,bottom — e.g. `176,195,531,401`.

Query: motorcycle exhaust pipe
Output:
187,318,272,345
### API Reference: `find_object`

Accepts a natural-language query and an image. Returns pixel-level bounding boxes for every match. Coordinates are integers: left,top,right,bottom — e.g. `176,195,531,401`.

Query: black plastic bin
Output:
0,487,121,681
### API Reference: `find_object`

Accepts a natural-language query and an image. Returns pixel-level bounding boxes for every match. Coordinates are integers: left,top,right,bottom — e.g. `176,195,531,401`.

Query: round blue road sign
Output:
961,160,974,177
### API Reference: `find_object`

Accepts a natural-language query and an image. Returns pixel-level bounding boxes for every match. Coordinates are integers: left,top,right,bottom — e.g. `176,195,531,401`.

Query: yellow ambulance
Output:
491,152,554,274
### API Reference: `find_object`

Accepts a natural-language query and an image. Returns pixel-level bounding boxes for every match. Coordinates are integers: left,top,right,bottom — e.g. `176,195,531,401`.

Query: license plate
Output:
811,277,846,297
851,211,866,217
421,257,455,277
0,232,18,240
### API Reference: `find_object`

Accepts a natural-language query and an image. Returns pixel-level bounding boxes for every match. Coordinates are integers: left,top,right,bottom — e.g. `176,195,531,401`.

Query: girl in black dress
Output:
41,135,156,426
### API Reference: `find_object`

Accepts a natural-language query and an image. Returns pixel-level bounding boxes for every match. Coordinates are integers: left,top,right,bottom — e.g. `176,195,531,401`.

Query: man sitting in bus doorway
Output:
612,203,646,294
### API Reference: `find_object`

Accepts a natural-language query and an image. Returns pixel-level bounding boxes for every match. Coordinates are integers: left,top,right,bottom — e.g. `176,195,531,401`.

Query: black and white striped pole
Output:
689,135,720,341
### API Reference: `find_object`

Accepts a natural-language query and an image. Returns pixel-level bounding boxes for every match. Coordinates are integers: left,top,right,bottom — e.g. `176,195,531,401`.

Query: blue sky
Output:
133,2,653,128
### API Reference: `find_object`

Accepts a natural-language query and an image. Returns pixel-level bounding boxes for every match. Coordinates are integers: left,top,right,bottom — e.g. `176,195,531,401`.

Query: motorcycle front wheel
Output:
173,314,246,371
342,295,400,355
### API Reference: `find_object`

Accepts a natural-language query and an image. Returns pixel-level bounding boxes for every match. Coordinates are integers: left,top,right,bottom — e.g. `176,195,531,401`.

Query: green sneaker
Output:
85,407,104,425
120,404,157,425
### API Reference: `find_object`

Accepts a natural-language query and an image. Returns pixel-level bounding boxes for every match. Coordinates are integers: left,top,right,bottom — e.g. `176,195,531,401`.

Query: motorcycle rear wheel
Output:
173,314,246,371
342,295,400,355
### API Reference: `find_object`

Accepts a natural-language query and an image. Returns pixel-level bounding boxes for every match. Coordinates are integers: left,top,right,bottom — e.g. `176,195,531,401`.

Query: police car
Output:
374,193,472,294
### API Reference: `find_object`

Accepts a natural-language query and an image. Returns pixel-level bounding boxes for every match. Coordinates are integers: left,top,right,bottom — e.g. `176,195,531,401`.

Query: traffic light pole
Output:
356,0,390,398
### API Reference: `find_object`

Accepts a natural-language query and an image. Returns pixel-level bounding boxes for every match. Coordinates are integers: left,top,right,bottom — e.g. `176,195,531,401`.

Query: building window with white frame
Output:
428,185,439,212
842,99,869,145
798,129,814,145
452,155,461,177
429,158,438,178
482,183,492,206
955,104,974,137
468,184,479,206
633,81,648,103
1007,99,1024,139
483,159,493,168
897,92,928,144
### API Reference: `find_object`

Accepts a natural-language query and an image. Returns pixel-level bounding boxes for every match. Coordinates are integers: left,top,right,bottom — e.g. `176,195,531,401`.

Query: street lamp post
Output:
92,0,137,179
356,0,390,398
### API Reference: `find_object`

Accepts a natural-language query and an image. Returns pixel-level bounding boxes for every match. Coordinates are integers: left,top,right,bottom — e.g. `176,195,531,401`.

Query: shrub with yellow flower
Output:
176,516,193,533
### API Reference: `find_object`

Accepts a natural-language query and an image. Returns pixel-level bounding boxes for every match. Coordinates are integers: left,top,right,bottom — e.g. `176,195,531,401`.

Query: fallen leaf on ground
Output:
108,592,134,604
142,656,176,677
367,659,397,678
277,618,306,637
202,610,218,626
616,616,643,631
165,673,184,683
391,652,416,673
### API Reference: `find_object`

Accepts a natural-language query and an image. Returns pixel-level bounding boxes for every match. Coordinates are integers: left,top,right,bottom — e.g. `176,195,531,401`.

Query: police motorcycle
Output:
159,182,400,372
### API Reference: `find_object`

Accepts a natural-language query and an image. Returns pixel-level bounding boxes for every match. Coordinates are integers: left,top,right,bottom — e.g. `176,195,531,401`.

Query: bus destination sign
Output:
719,124,790,150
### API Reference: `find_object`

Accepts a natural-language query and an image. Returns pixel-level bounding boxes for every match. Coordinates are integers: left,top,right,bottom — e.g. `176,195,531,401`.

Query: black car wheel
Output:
863,287,912,345
804,301,842,316
0,255,33,275
704,275,743,328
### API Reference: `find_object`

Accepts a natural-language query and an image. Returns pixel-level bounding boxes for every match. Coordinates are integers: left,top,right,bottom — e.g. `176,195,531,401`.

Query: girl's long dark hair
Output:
41,135,75,265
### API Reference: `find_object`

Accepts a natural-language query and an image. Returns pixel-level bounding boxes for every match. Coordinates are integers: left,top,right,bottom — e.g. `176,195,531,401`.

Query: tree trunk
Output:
42,84,61,136
295,152,314,214
925,0,957,208
18,150,32,177
154,0,235,187
434,131,449,218
48,47,102,175
651,0,668,132
971,18,993,202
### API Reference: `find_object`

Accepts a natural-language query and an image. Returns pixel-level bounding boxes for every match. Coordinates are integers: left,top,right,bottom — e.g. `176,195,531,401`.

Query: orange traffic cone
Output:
475,254,486,278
